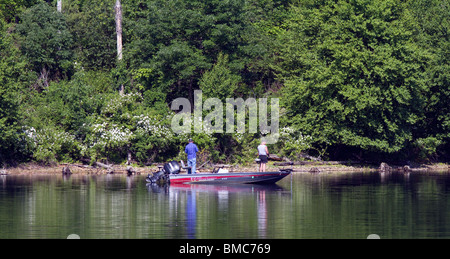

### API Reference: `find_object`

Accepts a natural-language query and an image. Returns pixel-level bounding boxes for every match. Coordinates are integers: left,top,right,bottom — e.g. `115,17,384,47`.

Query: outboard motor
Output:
146,161,180,184
164,161,180,175
146,171,164,184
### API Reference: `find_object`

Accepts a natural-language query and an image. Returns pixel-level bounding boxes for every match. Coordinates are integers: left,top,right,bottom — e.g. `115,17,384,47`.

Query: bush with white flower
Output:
23,126,83,164
278,127,313,160
131,113,179,163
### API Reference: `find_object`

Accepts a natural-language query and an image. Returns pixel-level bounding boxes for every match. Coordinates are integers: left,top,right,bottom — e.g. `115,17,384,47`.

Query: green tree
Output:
278,0,431,158
409,0,450,160
66,0,117,70
0,19,30,164
199,53,241,100
124,0,264,101
15,2,73,87
0,0,40,23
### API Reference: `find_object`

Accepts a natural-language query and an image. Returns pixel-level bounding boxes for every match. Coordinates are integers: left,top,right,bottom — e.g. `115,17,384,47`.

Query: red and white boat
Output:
146,161,291,185
167,171,291,184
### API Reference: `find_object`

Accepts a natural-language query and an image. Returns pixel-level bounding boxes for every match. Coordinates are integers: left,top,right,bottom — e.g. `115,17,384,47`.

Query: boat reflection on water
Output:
146,182,285,194
145,183,288,238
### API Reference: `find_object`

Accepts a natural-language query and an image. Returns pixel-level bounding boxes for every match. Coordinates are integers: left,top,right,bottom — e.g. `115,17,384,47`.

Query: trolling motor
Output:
146,161,180,184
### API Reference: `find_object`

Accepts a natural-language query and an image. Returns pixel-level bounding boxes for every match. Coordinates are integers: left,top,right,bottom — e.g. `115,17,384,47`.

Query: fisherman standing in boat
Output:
257,141,269,172
185,138,199,174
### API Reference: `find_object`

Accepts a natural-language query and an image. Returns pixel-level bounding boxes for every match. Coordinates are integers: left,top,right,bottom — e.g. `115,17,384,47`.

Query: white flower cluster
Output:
23,126,78,147
102,92,143,115
134,114,173,138
280,126,295,137
22,126,82,162
234,132,244,142
279,127,313,156
23,126,37,141
290,134,313,148
90,122,133,148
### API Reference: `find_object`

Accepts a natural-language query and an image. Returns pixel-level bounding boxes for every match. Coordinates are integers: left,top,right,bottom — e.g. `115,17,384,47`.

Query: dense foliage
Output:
0,0,448,166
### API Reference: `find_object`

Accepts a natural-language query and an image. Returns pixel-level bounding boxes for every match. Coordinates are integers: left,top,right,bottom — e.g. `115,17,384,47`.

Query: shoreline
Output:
2,161,449,176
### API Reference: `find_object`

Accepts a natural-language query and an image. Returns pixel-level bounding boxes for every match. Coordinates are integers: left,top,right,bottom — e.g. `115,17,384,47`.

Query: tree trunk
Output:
57,0,62,12
127,144,132,165
115,0,123,61
115,0,124,94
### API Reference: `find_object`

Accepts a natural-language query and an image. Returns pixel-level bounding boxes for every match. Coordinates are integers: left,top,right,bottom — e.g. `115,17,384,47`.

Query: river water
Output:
1,170,450,239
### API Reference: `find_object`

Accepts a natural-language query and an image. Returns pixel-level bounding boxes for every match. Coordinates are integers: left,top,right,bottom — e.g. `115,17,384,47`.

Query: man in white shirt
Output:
257,141,269,172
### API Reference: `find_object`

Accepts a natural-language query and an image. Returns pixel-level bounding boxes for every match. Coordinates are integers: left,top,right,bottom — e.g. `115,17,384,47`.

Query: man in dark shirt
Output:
185,138,199,174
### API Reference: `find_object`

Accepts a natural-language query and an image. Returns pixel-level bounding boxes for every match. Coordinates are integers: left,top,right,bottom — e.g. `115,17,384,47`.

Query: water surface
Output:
1,171,450,239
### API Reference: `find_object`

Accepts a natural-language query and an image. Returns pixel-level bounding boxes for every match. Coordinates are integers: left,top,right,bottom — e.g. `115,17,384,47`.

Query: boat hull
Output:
168,170,291,185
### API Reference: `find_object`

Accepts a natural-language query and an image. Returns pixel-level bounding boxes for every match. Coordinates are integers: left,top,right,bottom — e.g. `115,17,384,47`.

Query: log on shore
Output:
379,162,392,172
309,167,320,173
268,154,283,161
62,165,72,175
126,166,137,175
94,162,114,174
273,160,368,166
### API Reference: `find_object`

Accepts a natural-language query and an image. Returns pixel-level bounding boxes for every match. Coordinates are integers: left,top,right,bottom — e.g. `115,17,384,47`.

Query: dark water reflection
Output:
1,171,450,239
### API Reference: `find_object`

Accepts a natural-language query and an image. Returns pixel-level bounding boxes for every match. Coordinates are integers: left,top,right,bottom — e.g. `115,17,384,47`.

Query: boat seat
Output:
211,164,231,174
180,160,192,174
180,160,191,169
